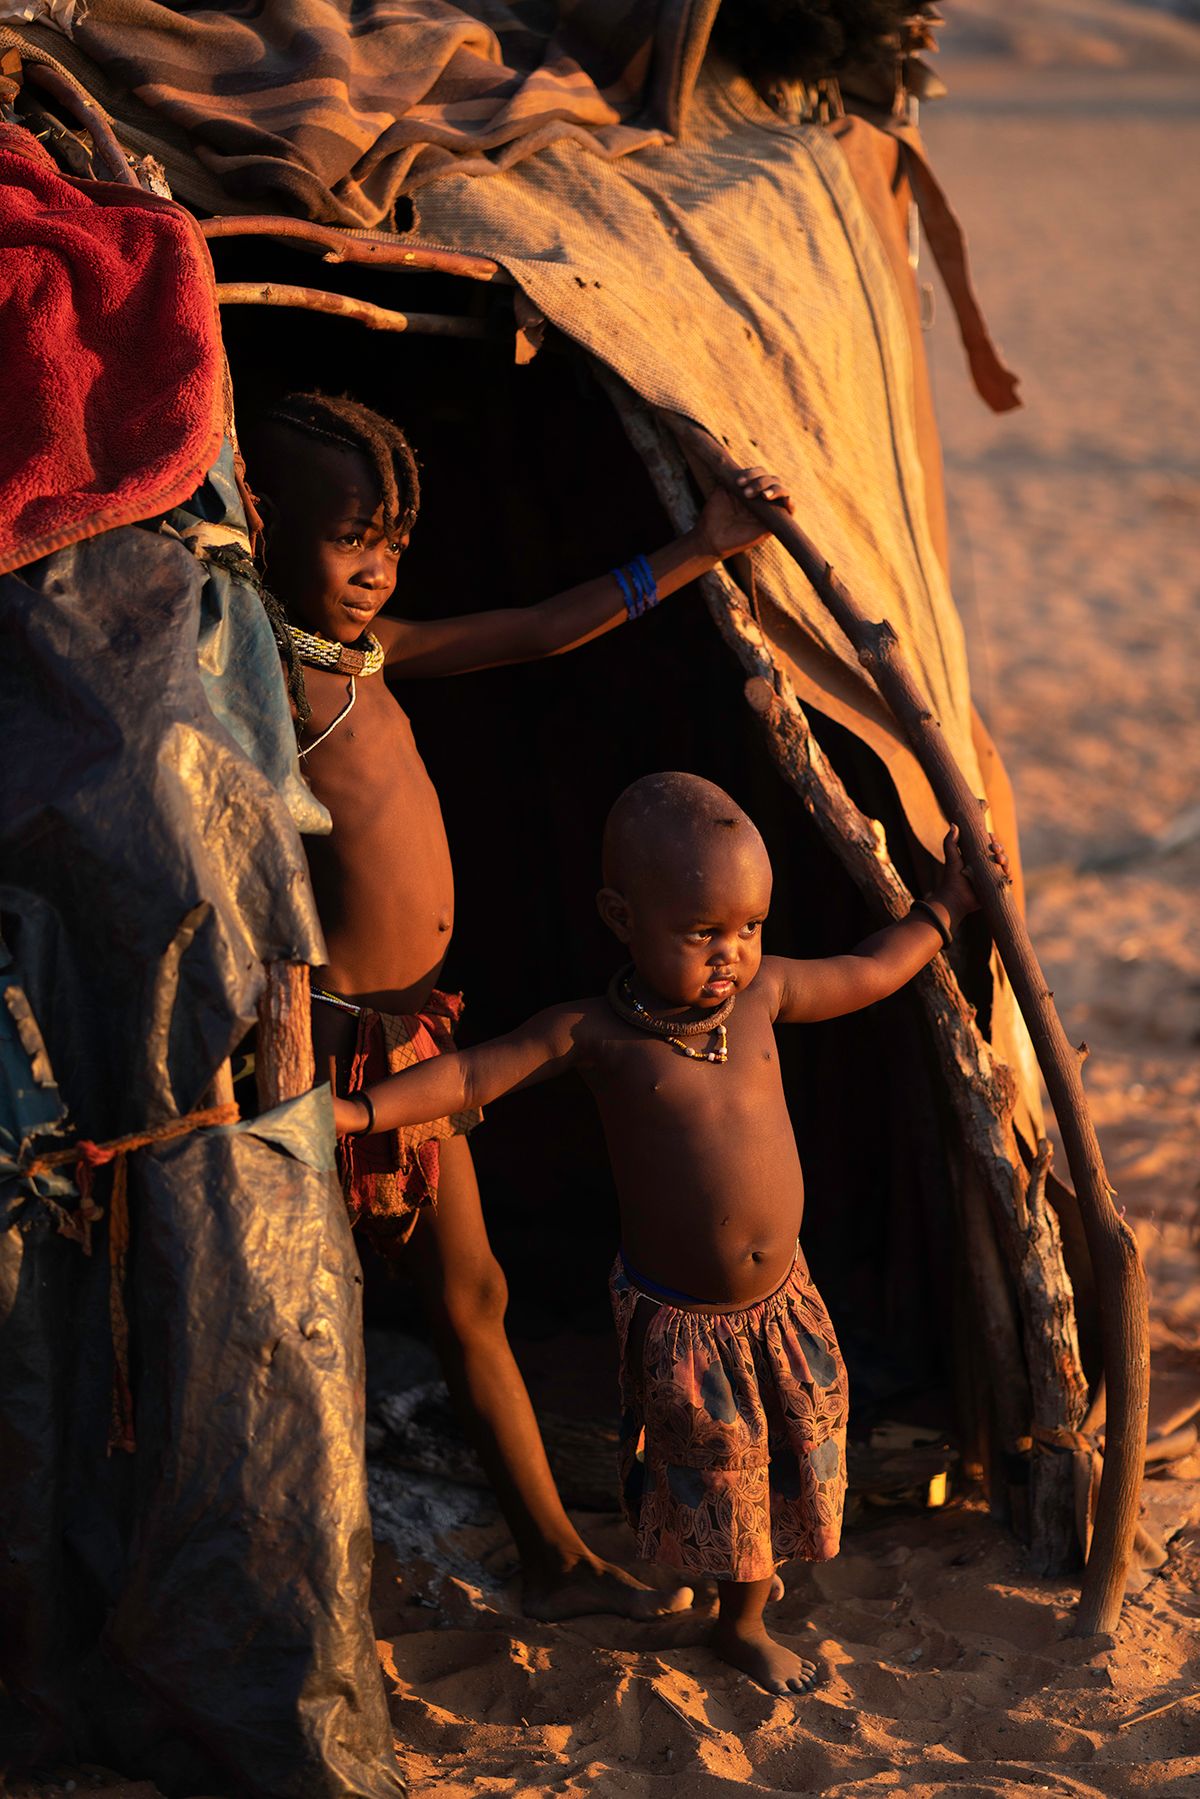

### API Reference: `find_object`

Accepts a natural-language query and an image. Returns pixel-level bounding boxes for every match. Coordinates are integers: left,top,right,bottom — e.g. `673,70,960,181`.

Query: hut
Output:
0,3,1149,1794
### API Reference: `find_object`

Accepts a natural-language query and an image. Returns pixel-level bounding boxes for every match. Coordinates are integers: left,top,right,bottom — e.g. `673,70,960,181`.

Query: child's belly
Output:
600,1087,808,1309
302,711,455,1013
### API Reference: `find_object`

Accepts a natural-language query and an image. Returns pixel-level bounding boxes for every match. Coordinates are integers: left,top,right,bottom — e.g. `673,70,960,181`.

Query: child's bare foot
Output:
709,1617,819,1696
522,1552,693,1622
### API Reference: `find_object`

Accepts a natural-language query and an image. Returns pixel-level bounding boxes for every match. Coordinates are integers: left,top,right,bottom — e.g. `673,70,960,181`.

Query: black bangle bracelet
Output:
910,897,953,950
356,1089,376,1135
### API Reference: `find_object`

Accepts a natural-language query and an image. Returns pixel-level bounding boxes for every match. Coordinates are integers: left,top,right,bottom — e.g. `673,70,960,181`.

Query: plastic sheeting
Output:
0,481,403,1794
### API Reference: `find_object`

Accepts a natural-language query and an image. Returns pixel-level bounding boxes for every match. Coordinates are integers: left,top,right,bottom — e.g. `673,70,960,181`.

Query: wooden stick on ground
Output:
215,282,493,337
661,407,1149,1638
1115,1690,1196,1732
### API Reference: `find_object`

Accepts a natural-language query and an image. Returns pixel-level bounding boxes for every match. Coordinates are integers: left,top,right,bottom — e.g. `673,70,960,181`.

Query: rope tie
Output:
21,1102,239,1451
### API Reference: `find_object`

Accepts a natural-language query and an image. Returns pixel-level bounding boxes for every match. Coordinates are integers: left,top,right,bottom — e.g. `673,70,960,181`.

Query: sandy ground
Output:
14,14,1200,1799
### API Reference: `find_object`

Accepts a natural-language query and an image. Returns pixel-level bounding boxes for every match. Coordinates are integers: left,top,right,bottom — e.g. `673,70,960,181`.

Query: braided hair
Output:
264,390,421,537
241,391,421,740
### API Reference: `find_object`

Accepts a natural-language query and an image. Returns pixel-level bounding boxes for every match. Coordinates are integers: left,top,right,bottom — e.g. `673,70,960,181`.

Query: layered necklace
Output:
288,625,385,758
606,964,734,1065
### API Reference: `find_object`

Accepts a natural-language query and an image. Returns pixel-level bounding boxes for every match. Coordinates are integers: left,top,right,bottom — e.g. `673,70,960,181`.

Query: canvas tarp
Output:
413,57,985,858
0,449,401,1795
408,52,1045,1135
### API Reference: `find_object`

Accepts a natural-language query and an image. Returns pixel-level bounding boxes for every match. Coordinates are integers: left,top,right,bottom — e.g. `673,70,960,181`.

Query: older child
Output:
334,772,1007,1695
244,392,792,1623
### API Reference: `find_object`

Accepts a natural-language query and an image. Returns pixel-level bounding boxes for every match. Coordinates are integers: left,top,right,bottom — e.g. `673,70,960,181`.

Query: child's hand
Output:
692,468,794,560
931,824,1010,925
333,1093,371,1136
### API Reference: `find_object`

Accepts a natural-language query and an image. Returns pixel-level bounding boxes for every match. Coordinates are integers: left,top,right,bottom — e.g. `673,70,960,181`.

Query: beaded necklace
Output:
287,623,385,678
606,965,733,1065
287,625,385,758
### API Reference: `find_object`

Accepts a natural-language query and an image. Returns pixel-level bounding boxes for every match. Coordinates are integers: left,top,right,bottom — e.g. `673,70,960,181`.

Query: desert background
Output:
15,3,1199,1796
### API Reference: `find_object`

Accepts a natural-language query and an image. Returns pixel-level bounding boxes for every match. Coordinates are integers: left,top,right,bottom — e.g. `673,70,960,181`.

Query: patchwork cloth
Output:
610,1250,849,1584
336,988,481,1257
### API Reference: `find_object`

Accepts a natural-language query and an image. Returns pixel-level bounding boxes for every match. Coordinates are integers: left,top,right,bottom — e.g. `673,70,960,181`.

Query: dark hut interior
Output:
216,236,1005,1495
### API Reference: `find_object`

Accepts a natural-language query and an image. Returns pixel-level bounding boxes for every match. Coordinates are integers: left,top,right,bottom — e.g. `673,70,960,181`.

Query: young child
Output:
333,771,1008,1696
243,392,793,1623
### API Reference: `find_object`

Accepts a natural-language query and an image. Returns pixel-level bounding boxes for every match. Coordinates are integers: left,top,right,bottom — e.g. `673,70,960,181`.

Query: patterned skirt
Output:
610,1251,849,1584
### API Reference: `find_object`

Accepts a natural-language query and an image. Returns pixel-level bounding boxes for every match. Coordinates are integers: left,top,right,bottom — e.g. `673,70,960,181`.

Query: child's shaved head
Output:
603,773,764,897
599,774,772,1008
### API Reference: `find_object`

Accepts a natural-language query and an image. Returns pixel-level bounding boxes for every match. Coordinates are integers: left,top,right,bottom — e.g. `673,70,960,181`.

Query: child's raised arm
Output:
768,827,1009,1025
332,1004,585,1138
374,471,793,680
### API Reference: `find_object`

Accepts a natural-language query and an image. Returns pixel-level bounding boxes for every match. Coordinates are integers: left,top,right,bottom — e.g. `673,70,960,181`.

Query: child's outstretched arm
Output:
332,1004,585,1138
768,827,1010,1025
375,471,794,679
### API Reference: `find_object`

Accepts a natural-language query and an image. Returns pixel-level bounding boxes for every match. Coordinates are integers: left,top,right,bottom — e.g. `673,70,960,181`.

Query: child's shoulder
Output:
750,957,789,1017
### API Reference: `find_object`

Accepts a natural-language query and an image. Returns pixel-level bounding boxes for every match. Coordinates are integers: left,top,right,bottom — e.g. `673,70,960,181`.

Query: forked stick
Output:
660,408,1149,1639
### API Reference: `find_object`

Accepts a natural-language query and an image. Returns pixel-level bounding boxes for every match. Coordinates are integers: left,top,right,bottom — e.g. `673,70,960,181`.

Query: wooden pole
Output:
663,408,1149,1636
22,59,137,187
203,1057,236,1115
742,674,1084,1565
201,216,511,283
215,282,492,337
256,963,315,1111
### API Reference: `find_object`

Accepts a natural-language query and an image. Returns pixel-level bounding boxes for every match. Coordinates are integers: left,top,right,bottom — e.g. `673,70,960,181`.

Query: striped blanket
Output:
38,0,719,227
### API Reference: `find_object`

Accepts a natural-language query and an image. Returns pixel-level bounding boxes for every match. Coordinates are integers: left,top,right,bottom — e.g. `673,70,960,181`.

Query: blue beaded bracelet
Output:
612,563,637,618
630,554,657,614
611,555,660,621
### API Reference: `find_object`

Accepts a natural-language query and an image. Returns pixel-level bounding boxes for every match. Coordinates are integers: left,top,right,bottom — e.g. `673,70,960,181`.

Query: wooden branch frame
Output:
659,406,1149,1637
214,281,493,337
256,963,315,1112
22,58,137,186
202,215,511,283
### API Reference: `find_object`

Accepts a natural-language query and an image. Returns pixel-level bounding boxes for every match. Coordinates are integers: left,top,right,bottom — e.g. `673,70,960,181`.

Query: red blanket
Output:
0,127,224,576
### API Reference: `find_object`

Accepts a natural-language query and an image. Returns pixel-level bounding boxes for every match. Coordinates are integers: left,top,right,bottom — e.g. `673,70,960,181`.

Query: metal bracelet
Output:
910,897,952,949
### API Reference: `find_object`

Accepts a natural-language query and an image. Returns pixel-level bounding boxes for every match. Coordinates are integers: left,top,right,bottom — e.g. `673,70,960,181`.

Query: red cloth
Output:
338,989,482,1259
0,127,224,576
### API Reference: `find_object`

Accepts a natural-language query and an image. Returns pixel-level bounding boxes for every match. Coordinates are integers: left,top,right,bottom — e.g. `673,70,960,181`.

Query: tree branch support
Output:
657,407,1148,1637
256,964,315,1112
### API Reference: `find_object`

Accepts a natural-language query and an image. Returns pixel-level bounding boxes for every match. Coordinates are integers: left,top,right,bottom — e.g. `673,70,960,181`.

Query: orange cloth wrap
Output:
337,988,480,1258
